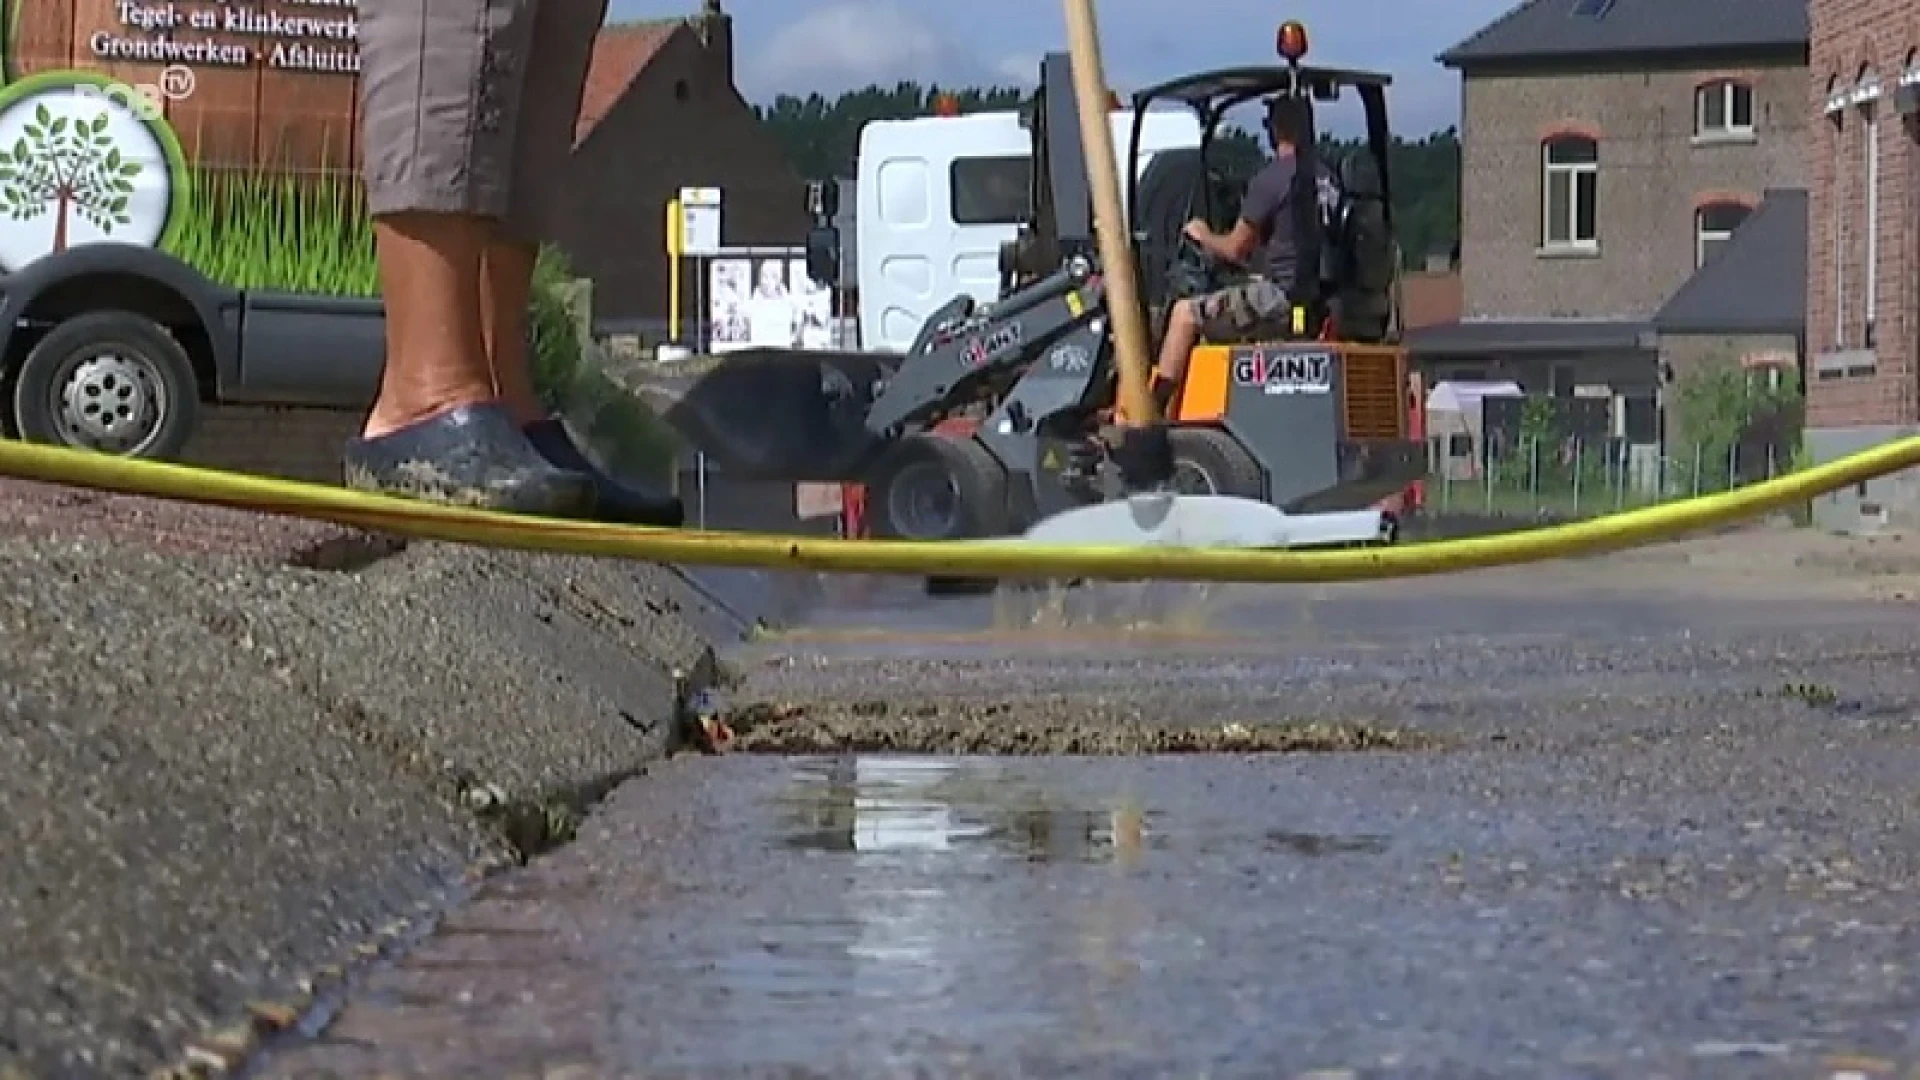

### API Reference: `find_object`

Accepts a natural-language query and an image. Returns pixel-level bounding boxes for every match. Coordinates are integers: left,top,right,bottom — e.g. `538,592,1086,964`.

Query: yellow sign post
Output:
665,197,684,342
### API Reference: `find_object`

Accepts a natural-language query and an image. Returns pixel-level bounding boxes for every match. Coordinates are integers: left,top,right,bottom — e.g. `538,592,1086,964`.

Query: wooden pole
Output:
1060,0,1157,427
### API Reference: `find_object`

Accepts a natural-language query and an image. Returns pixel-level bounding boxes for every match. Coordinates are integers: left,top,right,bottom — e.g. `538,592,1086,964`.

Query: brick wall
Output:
182,405,360,486
1657,331,1799,446
1461,61,1807,319
557,32,808,326
1805,0,1918,430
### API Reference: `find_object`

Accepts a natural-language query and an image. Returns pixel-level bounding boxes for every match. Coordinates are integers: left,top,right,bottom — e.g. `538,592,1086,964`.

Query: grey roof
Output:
1405,318,1653,357
1654,189,1806,335
1439,0,1808,68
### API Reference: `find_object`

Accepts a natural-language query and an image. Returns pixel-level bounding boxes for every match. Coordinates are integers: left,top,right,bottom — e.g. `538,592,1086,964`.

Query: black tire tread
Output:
11,309,199,459
1167,425,1265,499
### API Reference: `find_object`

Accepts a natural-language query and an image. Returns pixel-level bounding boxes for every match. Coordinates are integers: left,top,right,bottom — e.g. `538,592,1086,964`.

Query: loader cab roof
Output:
1129,65,1393,119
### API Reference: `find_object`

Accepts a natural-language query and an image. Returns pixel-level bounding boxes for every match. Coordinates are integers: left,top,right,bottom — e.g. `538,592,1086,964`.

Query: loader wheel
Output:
1167,427,1265,500
867,434,1009,596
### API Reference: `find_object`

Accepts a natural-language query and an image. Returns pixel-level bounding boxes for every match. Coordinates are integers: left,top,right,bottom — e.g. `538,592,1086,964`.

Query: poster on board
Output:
791,258,833,349
708,254,833,353
708,258,750,351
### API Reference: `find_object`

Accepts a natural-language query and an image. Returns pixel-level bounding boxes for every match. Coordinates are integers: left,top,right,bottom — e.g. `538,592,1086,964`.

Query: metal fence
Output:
1423,436,1800,519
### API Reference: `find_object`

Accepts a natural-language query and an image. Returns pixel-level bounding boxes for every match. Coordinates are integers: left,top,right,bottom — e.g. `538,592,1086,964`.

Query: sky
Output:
605,0,1522,136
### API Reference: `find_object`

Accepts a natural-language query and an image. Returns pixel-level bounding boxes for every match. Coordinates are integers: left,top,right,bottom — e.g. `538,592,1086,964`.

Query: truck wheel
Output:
867,433,1007,596
12,310,199,459
1167,426,1265,500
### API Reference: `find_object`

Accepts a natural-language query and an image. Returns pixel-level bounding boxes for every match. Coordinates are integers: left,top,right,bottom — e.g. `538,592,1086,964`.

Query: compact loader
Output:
665,31,1424,579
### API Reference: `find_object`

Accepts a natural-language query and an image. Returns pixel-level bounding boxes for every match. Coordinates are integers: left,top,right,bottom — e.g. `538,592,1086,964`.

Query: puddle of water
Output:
778,757,1143,864
257,757,1404,1077
776,756,1390,866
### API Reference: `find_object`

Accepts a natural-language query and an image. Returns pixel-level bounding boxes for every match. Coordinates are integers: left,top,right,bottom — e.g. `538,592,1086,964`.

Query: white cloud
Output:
740,1,998,99
991,52,1043,87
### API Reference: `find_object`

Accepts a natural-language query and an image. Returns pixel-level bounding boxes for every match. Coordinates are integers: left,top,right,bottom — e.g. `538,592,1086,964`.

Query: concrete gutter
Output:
0,478,764,1077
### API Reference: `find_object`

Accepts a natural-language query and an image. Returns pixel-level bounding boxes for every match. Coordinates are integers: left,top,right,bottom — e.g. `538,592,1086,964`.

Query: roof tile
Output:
577,20,682,142
1653,188,1806,335
1439,0,1807,68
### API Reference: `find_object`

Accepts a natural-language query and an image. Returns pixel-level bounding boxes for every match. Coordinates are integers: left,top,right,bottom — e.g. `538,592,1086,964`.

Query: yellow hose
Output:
0,436,1911,583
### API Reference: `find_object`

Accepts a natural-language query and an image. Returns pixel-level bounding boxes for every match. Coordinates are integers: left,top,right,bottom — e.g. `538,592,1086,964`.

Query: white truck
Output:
848,107,1203,352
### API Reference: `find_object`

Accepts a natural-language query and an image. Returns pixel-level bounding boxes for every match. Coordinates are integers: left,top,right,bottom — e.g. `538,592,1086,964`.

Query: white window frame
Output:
1541,136,1598,250
1694,80,1754,137
1694,203,1749,267
1831,111,1846,349
1862,104,1879,346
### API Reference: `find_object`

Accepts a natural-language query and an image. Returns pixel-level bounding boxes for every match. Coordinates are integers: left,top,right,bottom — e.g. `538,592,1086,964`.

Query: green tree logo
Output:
0,102,141,252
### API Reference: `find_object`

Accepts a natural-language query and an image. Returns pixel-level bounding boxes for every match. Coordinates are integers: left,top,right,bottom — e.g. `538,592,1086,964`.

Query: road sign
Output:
678,187,721,256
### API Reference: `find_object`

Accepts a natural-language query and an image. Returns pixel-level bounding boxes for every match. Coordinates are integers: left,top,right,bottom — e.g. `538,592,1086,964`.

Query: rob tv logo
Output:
73,65,196,118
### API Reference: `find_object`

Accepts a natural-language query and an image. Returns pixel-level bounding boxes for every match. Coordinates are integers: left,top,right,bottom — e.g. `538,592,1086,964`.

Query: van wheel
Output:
12,311,199,459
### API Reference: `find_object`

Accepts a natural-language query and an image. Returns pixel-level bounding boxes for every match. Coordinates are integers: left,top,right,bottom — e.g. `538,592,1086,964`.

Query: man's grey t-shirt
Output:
1237,155,1300,285
1239,152,1338,286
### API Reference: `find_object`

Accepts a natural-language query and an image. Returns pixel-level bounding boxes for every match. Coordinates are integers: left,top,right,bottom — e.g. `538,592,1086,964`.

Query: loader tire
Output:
867,434,1009,596
1167,426,1265,500
868,433,1010,541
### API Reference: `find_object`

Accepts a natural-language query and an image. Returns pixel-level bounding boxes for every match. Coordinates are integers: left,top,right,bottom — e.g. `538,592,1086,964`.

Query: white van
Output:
853,109,1203,353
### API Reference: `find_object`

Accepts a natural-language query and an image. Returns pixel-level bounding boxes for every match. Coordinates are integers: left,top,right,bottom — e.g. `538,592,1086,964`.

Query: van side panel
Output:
855,110,1202,353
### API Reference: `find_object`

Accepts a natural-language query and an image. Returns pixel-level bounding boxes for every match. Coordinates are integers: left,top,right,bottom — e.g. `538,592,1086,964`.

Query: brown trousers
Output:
357,0,608,243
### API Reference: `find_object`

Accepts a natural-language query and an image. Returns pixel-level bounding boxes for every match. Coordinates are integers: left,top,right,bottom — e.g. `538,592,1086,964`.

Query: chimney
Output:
697,0,732,84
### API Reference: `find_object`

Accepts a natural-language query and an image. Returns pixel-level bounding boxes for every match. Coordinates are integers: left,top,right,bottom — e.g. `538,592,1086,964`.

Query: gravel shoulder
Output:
0,479,756,1077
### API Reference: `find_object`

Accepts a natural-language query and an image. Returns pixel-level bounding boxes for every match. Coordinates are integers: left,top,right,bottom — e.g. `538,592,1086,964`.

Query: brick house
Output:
1409,0,1809,450
1804,0,1920,527
556,3,808,329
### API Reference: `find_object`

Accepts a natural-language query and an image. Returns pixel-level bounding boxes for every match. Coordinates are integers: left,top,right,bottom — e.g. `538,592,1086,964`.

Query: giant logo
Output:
1231,348,1333,395
962,322,1022,369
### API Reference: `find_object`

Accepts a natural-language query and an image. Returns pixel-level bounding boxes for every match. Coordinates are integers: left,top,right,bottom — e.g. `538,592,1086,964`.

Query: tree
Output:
0,102,140,252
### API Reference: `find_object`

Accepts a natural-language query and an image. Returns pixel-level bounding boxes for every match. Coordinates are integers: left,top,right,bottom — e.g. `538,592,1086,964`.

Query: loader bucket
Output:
657,348,897,483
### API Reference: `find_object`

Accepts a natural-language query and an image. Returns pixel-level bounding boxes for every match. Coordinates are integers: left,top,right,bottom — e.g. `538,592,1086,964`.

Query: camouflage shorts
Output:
1192,277,1290,342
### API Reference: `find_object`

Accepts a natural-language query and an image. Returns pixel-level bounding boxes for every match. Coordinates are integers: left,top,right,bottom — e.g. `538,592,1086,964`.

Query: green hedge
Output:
529,249,679,488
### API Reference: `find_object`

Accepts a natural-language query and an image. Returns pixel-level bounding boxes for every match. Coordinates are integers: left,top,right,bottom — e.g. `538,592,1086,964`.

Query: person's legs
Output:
1151,280,1290,410
488,0,684,526
346,0,592,514
363,214,493,436
1151,297,1204,408
477,240,542,424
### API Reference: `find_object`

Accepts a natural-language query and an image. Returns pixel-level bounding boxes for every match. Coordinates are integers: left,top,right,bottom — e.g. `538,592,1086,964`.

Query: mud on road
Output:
248,527,1920,1077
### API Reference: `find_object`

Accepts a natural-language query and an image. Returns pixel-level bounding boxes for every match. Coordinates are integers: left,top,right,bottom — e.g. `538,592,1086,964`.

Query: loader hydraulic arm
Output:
862,260,1107,437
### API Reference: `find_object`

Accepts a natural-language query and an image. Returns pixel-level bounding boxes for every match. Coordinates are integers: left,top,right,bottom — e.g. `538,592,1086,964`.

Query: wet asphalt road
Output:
258,546,1920,1078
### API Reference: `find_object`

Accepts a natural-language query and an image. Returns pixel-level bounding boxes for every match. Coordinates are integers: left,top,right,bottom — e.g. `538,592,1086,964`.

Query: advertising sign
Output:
0,0,366,284
707,253,833,354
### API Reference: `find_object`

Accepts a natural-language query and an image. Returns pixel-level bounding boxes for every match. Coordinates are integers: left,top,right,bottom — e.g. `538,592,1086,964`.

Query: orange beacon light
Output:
1277,21,1309,62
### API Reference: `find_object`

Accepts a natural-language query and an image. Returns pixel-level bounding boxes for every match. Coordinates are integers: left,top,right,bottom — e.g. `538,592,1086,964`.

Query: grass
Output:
1426,483,1665,519
161,171,683,483
170,167,379,295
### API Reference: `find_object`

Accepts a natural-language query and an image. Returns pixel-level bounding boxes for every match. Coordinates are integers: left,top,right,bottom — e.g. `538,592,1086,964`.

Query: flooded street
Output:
257,545,1920,1077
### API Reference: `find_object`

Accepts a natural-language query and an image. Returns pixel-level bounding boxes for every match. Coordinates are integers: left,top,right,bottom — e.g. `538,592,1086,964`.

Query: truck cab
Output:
852,108,1201,353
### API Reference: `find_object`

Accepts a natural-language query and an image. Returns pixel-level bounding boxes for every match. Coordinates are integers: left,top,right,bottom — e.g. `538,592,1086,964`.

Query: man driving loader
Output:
1149,95,1325,408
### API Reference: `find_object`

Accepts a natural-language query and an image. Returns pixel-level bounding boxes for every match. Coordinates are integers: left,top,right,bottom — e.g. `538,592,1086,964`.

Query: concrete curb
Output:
0,504,762,1076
